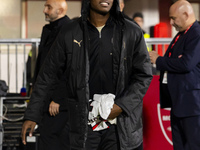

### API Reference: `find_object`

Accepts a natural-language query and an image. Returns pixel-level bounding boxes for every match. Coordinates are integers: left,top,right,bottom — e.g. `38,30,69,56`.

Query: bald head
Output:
169,0,196,32
43,0,68,22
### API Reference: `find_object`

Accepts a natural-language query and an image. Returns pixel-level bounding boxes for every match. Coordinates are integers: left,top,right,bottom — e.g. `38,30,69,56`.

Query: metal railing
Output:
0,38,172,93
0,39,40,93
145,38,172,55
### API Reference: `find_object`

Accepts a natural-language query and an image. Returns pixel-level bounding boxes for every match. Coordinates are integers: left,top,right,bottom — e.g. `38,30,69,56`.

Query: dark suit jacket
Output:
156,21,200,117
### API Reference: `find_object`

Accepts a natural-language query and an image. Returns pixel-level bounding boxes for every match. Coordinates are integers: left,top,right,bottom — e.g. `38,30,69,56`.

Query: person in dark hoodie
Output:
21,0,152,150
28,0,70,150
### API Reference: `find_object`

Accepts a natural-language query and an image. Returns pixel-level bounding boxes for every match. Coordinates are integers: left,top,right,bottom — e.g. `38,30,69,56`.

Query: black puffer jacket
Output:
33,16,71,111
24,0,152,149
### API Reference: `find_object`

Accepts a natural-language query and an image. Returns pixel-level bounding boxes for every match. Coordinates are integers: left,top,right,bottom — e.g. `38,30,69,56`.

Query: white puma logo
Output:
73,39,82,47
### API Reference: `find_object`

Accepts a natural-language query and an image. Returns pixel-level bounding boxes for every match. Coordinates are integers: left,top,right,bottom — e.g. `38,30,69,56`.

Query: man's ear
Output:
57,8,63,15
183,12,189,21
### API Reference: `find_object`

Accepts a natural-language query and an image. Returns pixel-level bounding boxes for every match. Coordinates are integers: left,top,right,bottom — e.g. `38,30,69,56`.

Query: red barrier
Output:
143,75,173,150
153,23,169,56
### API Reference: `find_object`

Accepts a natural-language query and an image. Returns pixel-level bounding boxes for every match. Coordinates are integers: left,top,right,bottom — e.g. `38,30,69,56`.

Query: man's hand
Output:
21,120,36,145
49,101,60,116
149,51,160,64
108,104,122,119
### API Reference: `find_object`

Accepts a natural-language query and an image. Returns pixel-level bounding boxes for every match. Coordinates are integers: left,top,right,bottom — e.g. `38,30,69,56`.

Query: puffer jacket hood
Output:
81,0,124,23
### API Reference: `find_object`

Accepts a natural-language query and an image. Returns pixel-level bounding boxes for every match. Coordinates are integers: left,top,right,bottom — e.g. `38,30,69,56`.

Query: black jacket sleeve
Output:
115,23,153,116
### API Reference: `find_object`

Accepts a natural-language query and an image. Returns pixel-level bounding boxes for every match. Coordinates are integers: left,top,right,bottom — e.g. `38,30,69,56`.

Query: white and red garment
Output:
88,93,117,131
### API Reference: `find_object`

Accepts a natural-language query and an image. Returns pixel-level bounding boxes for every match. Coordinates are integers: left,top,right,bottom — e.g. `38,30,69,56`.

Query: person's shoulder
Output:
194,21,200,32
61,15,71,23
189,21,200,37
124,18,141,29
63,17,81,29
123,18,143,35
59,17,82,35
185,21,200,44
122,13,132,21
64,15,71,21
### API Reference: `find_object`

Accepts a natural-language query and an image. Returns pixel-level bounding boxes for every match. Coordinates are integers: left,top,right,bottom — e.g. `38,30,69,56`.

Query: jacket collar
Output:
86,16,114,29
47,15,70,30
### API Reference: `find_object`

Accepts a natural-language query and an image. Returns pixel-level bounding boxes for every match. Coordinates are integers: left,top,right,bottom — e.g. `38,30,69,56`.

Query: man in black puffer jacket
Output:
29,0,70,150
22,0,152,150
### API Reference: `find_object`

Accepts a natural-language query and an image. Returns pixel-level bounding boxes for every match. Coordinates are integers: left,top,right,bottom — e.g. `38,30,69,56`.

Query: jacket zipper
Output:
99,31,101,38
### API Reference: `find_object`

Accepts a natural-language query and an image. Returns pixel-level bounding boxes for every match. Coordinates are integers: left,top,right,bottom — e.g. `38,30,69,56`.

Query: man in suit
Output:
149,1,200,150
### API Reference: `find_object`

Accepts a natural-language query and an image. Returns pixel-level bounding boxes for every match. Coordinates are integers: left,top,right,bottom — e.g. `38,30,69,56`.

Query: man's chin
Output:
98,10,110,16
174,27,180,32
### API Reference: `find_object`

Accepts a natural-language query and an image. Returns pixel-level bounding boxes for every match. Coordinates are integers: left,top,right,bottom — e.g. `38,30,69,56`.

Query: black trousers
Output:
84,125,143,150
38,110,70,150
171,113,200,150
85,125,119,150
